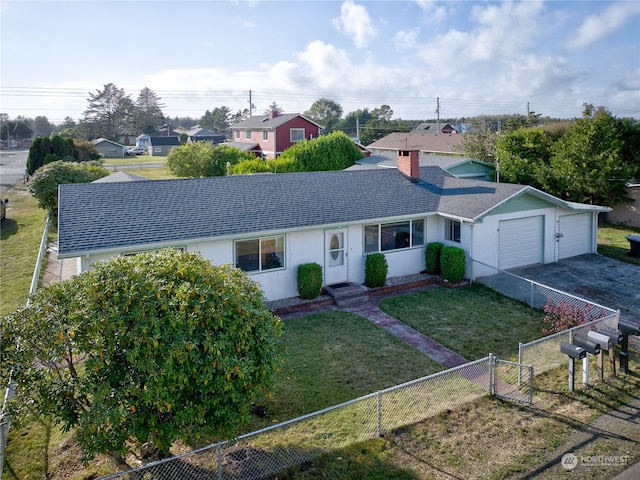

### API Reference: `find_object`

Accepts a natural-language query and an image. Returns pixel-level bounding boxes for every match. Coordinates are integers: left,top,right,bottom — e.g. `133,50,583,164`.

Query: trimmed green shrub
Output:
364,253,388,288
425,242,443,274
296,263,323,299
441,246,466,283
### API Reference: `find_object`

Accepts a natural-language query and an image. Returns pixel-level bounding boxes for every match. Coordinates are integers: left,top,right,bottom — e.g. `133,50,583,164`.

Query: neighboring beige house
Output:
92,138,125,158
607,182,640,228
367,131,465,157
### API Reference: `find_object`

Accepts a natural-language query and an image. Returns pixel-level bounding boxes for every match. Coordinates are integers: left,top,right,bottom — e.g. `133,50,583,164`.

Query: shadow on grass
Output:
0,217,18,239
3,410,52,480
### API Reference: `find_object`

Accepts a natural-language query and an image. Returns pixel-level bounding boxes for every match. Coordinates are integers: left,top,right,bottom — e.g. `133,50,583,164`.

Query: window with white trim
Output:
364,219,425,254
235,130,240,138
263,130,269,141
445,219,461,243
290,128,304,142
235,235,285,272
244,130,251,140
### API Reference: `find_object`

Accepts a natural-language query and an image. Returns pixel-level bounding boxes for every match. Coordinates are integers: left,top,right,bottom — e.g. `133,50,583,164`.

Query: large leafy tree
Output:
495,128,552,188
304,98,342,132
336,108,372,139
200,106,231,134
130,87,165,134
277,130,363,171
166,142,256,177
460,127,497,163
1,250,283,470
83,83,133,140
33,115,55,137
29,160,109,213
542,105,637,205
0,120,33,142
230,108,252,125
73,139,102,162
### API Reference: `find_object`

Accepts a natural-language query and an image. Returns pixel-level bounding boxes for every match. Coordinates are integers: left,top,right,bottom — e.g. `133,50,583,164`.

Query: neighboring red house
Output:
228,111,323,159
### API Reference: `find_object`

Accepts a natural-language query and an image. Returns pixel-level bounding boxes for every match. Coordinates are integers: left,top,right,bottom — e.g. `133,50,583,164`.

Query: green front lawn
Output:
379,284,545,360
598,223,640,265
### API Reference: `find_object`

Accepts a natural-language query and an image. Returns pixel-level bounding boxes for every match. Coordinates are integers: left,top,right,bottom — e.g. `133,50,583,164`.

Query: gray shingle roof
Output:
58,167,448,256
58,167,605,258
231,113,322,130
149,137,181,146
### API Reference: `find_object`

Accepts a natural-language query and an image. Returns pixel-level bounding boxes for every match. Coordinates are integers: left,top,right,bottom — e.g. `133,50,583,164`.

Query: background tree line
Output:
462,104,640,206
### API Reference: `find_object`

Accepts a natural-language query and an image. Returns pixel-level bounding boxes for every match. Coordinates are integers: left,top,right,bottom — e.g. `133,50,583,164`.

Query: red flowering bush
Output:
542,299,606,335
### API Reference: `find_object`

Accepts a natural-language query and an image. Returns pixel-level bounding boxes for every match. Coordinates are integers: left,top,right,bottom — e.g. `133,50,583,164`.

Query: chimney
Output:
269,110,278,119
397,150,420,182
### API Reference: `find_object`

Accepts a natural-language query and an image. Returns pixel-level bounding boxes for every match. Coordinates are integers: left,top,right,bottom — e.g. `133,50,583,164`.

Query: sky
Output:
1,0,639,124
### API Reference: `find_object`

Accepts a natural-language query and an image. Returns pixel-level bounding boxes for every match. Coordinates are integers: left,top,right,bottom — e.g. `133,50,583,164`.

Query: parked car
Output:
125,147,145,156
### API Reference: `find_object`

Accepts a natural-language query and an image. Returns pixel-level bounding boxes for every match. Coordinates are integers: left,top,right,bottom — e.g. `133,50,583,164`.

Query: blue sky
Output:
1,0,638,123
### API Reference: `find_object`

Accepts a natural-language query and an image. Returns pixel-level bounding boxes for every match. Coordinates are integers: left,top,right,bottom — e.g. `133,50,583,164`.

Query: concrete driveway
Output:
479,254,640,325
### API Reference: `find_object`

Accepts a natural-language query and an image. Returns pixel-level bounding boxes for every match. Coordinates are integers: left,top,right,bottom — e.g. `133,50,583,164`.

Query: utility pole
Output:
435,97,440,134
356,116,360,141
249,90,253,117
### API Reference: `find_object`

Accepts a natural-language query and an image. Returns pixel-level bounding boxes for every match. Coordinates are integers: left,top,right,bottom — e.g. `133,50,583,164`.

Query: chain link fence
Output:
100,358,492,480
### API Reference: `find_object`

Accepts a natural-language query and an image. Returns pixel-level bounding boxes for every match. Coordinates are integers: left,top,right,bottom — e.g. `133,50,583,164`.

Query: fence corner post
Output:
488,353,495,396
376,391,382,437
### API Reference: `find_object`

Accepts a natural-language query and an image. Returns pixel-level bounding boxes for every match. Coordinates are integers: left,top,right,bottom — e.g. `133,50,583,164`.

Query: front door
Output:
325,230,348,285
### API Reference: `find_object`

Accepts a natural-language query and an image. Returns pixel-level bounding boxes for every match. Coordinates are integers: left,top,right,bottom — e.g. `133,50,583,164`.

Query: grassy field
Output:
0,183,49,316
101,154,167,166
379,283,545,361
598,223,640,265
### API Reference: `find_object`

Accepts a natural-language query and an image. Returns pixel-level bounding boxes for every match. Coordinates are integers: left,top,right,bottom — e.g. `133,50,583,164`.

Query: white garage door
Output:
558,214,592,259
499,216,543,270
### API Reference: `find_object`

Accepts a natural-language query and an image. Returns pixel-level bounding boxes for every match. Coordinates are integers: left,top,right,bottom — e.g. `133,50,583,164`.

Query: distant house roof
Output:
231,113,323,130
412,122,456,134
224,141,260,152
149,137,181,146
347,153,492,172
92,138,124,148
367,132,465,155
92,172,148,183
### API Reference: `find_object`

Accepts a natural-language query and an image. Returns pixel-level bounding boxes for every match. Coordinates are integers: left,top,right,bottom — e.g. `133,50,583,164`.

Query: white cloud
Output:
394,28,420,50
413,0,448,24
417,1,546,73
568,2,640,50
331,0,377,48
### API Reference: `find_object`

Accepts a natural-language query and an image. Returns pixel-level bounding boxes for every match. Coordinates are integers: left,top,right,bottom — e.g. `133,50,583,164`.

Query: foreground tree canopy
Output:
29,160,109,213
1,250,283,470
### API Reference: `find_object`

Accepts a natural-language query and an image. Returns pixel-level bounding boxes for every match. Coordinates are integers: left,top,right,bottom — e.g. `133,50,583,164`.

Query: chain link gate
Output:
489,354,534,404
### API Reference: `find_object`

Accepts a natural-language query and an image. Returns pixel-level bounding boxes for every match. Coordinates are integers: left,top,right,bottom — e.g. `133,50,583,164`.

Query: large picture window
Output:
290,128,305,142
364,219,425,254
235,236,285,272
445,219,461,243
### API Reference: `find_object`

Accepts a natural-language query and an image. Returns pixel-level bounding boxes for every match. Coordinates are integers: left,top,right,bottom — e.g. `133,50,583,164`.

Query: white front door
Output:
325,230,348,285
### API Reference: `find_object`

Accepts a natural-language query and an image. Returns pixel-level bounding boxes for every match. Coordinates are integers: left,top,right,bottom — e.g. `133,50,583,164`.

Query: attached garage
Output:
558,214,592,259
499,216,543,270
